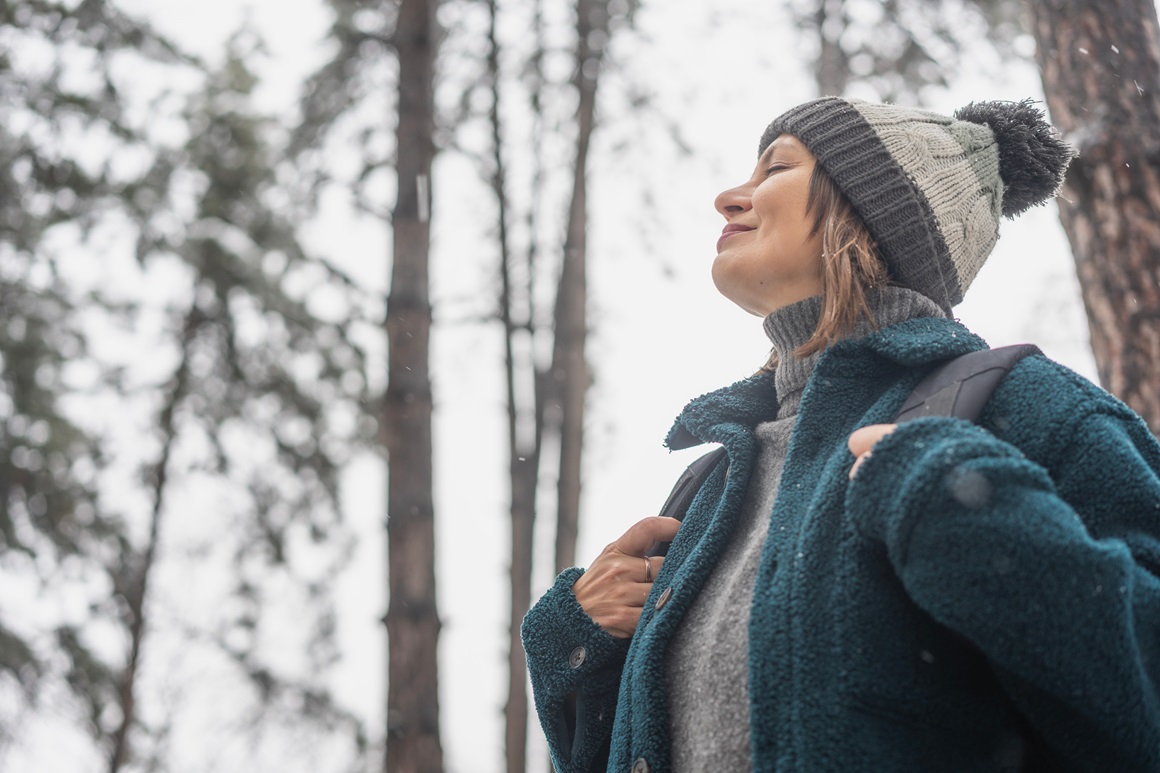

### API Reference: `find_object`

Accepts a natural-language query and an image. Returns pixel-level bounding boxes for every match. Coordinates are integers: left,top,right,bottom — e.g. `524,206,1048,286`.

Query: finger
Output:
578,581,655,638
847,423,898,457
614,516,682,557
603,608,644,639
582,551,661,588
609,582,651,608
612,554,667,585
637,553,666,584
848,423,898,480
621,580,661,607
849,451,870,480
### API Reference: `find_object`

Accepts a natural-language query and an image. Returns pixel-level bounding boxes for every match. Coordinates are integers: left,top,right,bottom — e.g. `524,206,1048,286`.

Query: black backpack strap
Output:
657,446,727,521
645,445,726,557
893,344,1042,424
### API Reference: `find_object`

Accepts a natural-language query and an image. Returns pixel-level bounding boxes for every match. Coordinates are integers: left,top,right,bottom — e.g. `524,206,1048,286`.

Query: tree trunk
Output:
813,0,850,97
384,0,443,770
108,310,200,773
551,0,606,576
487,1,544,770
1025,0,1160,433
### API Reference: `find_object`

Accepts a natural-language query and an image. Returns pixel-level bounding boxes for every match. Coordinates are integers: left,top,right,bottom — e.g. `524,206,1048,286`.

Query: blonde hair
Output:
764,165,888,371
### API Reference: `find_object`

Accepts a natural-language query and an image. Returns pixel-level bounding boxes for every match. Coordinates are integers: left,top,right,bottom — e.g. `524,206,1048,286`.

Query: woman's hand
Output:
848,423,898,479
573,517,682,639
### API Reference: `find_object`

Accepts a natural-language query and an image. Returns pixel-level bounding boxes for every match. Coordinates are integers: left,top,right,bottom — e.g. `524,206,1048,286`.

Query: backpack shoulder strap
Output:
646,445,726,556
893,343,1041,424
657,446,727,522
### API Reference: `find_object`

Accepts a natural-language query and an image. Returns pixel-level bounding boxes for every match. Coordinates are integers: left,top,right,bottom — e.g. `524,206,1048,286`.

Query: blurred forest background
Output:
2,0,1158,772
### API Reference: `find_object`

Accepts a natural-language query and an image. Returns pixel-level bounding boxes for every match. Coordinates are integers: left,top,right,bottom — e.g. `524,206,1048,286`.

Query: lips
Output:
717,223,754,252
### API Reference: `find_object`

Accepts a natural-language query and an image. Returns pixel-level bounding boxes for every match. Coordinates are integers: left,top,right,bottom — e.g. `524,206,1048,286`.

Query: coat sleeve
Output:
522,566,629,773
845,412,1160,771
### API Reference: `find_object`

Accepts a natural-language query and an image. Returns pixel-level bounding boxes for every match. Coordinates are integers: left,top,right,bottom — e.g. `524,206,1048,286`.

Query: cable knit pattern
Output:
759,97,1072,311
854,101,1001,296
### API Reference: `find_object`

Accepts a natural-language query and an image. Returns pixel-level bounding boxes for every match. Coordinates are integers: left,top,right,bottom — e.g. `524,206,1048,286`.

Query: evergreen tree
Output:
1025,0,1160,433
0,0,182,759
790,0,1026,99
104,33,372,772
1,6,373,770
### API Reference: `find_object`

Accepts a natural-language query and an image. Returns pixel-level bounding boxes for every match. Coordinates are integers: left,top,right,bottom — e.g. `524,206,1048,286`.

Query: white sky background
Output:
56,0,1096,771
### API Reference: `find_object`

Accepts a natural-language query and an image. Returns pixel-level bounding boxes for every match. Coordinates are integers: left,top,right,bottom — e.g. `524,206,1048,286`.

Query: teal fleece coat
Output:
521,317,1160,772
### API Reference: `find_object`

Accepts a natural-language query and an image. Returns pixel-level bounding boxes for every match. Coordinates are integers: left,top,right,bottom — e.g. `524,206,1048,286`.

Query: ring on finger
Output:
644,555,653,583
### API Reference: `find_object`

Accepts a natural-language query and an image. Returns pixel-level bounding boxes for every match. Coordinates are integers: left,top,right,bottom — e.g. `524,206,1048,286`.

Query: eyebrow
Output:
760,139,797,164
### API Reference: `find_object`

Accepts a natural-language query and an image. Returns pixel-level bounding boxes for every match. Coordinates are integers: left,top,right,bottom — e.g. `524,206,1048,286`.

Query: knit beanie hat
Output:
759,97,1075,311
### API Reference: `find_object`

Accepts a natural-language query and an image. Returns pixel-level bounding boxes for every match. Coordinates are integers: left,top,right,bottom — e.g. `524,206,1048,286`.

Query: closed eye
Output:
764,163,790,176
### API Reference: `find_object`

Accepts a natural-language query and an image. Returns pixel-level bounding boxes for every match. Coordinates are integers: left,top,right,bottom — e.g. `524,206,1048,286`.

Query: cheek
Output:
755,195,821,267
752,175,813,231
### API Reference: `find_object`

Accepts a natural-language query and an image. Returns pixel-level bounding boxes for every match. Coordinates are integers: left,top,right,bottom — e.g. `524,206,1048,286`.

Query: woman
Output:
521,97,1160,772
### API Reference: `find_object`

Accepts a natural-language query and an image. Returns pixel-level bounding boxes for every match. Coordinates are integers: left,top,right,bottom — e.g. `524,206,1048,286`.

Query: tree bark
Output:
1025,0,1160,434
551,0,606,576
384,0,443,770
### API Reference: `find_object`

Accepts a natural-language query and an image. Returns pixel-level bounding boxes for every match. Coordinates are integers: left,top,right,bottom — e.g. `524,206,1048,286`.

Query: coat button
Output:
655,587,673,610
568,646,586,669
631,757,650,773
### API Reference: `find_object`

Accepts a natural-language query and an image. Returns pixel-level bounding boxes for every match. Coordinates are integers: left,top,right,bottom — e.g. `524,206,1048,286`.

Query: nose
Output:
714,183,751,219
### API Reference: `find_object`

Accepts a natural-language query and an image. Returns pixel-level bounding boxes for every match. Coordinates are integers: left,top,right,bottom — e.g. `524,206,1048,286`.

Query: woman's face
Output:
712,134,824,317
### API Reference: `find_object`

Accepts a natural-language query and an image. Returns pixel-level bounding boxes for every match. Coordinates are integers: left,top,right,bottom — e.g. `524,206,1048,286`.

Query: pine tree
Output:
1025,0,1160,432
294,0,446,768
0,0,181,760
790,0,1026,99
105,33,372,771
1,6,373,769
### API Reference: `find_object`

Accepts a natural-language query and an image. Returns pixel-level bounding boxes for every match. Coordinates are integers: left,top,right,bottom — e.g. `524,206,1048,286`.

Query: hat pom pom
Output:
954,99,1076,217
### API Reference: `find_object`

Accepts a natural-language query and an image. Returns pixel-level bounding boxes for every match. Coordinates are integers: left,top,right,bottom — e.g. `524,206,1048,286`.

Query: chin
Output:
710,252,741,295
710,263,743,309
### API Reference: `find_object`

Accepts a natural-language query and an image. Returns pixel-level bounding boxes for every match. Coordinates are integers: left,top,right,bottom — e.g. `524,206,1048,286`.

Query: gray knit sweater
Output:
665,287,946,771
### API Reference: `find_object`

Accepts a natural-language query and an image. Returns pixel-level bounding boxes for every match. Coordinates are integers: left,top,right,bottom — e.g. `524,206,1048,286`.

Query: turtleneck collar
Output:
762,296,823,413
761,286,948,414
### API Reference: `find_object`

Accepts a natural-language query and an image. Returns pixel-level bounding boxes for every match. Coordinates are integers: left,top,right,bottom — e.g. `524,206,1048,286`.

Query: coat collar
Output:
827,315,986,369
666,316,986,450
